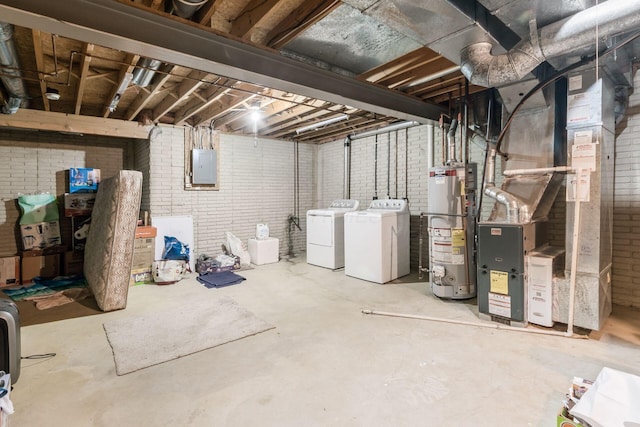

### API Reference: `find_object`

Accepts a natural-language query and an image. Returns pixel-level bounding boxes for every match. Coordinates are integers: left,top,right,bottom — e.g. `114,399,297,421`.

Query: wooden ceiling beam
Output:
194,0,221,26
103,53,140,117
74,43,94,115
124,64,177,121
264,106,353,139
31,29,50,111
379,57,455,89
242,0,307,45
358,47,437,83
152,69,209,121
268,0,340,49
202,91,261,128
0,109,150,139
231,0,279,40
174,78,249,125
255,98,330,134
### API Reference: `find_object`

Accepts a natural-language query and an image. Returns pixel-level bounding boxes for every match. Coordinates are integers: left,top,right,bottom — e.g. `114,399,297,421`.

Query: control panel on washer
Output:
329,199,360,210
368,199,408,211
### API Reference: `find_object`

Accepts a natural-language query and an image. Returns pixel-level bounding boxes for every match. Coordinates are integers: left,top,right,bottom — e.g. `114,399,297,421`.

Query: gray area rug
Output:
103,296,274,375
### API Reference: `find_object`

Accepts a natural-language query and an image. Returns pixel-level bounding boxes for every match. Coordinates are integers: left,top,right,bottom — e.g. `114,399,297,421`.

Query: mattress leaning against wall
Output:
84,170,142,311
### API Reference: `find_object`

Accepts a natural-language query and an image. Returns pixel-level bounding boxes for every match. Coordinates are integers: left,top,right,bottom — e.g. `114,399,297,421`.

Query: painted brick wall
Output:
315,125,447,270
0,130,128,256
145,126,313,260
612,70,640,307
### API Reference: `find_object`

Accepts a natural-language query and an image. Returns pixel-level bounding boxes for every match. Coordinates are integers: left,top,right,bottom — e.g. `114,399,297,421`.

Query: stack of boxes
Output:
17,192,63,285
62,168,100,279
0,168,101,289
130,226,156,286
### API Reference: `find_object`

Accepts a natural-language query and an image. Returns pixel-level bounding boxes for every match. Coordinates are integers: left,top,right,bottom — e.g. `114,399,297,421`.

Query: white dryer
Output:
344,199,410,283
306,199,360,269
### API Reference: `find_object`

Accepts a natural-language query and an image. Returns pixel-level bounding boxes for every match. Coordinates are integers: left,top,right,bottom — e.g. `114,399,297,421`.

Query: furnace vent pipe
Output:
0,22,27,114
483,147,529,223
461,0,640,87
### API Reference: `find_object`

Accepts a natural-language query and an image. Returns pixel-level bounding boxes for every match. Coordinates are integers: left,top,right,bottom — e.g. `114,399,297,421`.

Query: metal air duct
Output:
0,22,27,114
171,0,208,19
460,0,640,87
131,57,161,87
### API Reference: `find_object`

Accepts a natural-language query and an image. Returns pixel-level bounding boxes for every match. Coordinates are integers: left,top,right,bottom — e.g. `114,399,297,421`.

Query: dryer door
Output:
307,213,334,246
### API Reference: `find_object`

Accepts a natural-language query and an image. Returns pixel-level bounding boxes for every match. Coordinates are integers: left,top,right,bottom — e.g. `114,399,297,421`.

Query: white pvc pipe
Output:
503,166,574,176
361,309,588,339
566,171,584,337
426,123,434,169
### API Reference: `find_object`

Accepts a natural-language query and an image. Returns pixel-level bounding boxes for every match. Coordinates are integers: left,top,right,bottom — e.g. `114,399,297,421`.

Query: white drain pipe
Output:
566,171,585,337
362,309,588,339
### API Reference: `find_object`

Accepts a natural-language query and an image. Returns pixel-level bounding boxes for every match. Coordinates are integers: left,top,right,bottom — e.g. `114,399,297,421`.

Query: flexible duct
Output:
483,147,529,223
0,22,27,114
460,0,640,87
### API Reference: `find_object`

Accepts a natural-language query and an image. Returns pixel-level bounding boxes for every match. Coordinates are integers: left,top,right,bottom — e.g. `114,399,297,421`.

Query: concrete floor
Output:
9,257,640,426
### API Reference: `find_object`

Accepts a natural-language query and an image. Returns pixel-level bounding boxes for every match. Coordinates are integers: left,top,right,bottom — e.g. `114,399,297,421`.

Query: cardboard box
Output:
68,168,100,193
0,256,20,288
135,226,157,239
132,237,155,270
129,267,153,286
64,193,96,216
72,216,91,252
63,251,84,276
526,246,565,327
20,221,61,251
21,253,61,284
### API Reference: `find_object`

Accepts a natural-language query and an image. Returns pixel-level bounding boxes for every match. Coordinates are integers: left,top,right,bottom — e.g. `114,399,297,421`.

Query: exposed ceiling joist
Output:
0,0,445,123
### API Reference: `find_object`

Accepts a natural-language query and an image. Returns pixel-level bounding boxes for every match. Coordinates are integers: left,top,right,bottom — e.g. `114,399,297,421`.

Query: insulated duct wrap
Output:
460,0,640,87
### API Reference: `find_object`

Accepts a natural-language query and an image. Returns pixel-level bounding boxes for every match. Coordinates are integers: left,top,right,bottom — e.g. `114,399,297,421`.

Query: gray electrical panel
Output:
192,149,217,185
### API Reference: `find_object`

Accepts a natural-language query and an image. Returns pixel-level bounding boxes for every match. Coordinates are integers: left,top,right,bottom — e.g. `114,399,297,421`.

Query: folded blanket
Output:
196,271,245,288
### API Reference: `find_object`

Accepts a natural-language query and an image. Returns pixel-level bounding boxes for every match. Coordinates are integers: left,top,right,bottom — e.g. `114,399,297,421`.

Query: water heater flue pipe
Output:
446,118,458,164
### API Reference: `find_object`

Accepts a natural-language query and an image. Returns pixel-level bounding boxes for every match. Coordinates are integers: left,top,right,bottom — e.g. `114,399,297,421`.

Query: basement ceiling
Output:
0,0,630,143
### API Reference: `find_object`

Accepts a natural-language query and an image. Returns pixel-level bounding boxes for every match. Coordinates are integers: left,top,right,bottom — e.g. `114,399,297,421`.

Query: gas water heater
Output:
427,163,477,299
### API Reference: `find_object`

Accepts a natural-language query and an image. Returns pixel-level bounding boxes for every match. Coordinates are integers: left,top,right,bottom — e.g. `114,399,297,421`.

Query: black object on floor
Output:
196,271,246,288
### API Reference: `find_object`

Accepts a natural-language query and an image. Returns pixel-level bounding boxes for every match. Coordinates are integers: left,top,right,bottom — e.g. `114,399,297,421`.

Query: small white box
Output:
526,246,565,327
248,237,279,265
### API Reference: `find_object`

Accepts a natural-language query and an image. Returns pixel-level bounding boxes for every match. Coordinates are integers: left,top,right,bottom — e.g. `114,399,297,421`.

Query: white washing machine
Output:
306,199,360,269
344,199,410,283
